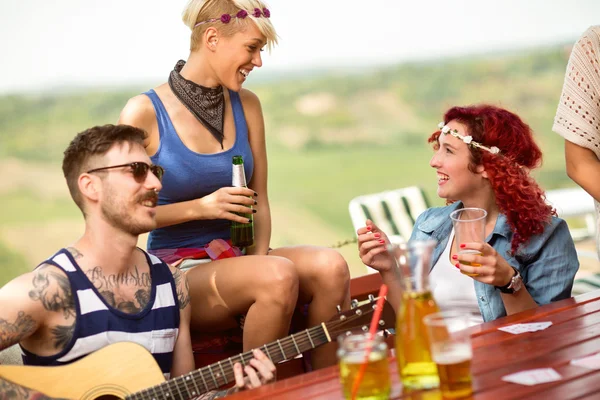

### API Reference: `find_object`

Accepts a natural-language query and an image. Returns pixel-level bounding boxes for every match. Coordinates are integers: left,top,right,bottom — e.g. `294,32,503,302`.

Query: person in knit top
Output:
553,25,600,258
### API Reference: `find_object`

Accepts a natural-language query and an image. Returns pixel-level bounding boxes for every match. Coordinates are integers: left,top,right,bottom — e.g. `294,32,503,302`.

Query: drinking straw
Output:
351,284,389,400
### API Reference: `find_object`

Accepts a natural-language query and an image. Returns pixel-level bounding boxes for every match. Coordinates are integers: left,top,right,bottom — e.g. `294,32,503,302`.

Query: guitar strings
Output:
131,325,329,399
130,310,373,399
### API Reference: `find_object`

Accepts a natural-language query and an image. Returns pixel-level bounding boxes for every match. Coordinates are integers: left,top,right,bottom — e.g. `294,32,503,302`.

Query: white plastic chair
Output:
545,187,600,296
545,187,596,243
349,186,430,274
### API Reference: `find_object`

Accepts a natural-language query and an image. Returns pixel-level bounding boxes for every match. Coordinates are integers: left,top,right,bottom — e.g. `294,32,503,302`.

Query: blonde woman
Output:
119,0,350,369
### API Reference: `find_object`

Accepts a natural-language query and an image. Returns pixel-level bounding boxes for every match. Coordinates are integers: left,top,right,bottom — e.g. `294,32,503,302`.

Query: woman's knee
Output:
256,256,299,311
313,249,351,291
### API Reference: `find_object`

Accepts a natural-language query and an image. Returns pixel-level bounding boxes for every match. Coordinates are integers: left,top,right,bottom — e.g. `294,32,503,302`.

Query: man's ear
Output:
204,27,219,51
78,173,101,203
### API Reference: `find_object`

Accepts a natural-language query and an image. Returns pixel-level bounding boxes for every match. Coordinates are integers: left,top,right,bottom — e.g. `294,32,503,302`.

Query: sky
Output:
0,0,599,94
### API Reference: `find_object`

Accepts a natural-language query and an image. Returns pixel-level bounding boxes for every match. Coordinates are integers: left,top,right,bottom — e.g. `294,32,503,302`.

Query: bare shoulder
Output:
239,88,263,112
118,94,156,130
238,89,265,140
1,263,69,302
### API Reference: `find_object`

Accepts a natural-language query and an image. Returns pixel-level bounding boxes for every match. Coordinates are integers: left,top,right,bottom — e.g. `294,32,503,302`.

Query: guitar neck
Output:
127,323,330,400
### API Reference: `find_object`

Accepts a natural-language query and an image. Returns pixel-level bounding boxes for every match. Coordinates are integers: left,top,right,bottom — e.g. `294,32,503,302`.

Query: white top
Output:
429,229,483,324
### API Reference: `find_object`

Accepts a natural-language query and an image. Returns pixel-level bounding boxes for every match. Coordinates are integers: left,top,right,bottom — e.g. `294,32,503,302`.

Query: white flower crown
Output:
437,122,500,155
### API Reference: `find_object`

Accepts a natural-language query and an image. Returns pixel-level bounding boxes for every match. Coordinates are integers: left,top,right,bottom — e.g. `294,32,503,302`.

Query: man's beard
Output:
101,189,158,236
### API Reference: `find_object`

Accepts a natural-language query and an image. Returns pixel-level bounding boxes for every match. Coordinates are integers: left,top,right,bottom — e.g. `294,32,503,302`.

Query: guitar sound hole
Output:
94,396,121,400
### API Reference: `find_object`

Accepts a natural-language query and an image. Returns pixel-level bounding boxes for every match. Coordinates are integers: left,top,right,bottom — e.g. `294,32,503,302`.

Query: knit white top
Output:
553,25,600,156
553,25,600,257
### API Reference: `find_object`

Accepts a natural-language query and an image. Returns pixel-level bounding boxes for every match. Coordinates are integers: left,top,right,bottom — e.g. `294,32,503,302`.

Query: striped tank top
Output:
20,248,180,378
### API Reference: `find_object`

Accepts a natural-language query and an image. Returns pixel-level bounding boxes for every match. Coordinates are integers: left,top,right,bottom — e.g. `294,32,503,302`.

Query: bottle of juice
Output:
390,240,440,390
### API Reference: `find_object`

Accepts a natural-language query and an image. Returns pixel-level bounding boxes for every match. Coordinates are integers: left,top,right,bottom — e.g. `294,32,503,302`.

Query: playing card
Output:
498,322,552,335
498,324,529,334
522,322,552,331
502,368,562,386
571,353,600,370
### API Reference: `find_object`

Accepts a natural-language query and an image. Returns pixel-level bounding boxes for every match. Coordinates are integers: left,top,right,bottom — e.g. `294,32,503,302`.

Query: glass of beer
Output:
423,311,473,399
337,333,391,400
449,207,487,277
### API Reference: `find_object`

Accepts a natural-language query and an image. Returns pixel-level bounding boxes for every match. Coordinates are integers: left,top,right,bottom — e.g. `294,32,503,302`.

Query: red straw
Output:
350,284,388,400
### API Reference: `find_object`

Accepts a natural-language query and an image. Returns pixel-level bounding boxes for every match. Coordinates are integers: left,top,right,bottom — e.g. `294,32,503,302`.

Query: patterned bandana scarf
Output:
168,60,225,148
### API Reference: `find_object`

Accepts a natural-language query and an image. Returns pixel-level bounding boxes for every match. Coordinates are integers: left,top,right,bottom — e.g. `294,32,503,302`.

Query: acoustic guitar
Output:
0,299,395,399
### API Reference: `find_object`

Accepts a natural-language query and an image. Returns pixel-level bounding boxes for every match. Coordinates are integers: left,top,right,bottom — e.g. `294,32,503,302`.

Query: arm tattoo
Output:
195,389,231,400
172,268,191,310
0,312,36,350
0,378,34,400
28,267,75,320
0,377,68,399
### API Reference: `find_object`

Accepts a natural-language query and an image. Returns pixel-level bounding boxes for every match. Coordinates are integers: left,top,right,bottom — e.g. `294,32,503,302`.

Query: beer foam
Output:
342,352,386,364
432,344,472,365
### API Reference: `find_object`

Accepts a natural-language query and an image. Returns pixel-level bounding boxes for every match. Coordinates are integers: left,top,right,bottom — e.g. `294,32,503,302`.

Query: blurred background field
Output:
1,44,595,285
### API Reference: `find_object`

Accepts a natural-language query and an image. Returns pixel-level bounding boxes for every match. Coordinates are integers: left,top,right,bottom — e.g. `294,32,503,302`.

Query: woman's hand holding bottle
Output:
195,186,257,223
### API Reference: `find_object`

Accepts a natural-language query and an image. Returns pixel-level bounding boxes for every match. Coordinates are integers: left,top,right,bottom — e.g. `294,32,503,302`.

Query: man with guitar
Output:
0,124,275,399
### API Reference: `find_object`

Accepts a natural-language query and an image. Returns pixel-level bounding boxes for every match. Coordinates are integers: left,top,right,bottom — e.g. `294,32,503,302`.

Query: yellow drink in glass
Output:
424,312,474,399
435,351,473,399
396,290,440,390
457,249,482,276
339,351,391,400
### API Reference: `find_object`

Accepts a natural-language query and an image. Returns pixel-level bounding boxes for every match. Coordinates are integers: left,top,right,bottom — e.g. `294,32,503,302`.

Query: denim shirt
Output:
409,202,579,322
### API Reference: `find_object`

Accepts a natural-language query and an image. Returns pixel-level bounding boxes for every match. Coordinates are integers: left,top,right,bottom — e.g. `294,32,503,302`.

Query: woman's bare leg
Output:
185,255,299,351
269,246,351,369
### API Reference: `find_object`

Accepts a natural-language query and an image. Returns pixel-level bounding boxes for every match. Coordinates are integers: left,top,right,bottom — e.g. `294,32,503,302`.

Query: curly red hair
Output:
429,105,555,254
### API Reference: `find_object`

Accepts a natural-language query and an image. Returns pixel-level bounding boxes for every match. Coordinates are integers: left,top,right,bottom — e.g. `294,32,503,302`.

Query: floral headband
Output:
437,122,500,155
194,7,270,27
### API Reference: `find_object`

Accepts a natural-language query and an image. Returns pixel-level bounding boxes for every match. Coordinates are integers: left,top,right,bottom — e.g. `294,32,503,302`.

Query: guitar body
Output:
0,300,395,399
0,342,165,399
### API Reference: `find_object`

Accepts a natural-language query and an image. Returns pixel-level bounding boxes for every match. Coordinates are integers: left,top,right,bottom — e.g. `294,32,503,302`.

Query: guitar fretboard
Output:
127,324,329,400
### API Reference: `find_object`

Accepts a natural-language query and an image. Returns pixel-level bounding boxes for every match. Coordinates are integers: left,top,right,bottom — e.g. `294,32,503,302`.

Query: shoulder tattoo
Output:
172,268,191,310
29,266,75,319
66,246,84,260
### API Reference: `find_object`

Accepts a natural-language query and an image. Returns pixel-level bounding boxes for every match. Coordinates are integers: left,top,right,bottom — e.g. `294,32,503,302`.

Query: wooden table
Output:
229,290,600,399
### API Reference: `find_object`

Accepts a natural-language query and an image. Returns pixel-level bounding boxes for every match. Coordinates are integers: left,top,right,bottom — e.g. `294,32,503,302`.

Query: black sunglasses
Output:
87,162,165,182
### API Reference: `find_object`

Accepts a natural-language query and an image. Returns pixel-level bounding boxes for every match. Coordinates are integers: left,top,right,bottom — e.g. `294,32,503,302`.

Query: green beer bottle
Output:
230,155,254,248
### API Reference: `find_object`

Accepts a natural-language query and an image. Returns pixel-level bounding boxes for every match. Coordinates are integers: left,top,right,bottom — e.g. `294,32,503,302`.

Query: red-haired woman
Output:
357,105,579,322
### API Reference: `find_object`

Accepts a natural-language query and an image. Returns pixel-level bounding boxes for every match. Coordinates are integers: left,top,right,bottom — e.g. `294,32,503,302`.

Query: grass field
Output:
0,44,588,286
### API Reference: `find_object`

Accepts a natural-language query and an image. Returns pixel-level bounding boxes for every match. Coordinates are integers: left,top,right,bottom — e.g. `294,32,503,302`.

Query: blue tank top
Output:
144,89,254,250
21,249,180,378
